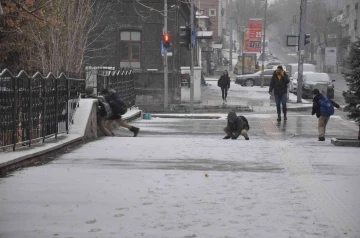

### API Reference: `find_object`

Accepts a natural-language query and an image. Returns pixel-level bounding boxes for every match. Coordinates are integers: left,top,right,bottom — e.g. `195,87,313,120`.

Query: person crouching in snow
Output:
223,112,250,140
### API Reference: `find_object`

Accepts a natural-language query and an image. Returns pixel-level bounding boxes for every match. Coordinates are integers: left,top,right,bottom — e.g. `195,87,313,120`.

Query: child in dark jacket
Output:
223,111,250,140
311,89,342,141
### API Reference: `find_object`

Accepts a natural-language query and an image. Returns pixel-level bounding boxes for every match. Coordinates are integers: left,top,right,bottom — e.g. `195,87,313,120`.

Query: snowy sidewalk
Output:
191,81,312,113
1,134,359,237
0,100,142,173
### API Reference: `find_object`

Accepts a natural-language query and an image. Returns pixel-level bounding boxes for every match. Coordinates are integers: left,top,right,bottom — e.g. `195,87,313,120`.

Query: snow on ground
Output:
0,135,359,237
204,81,310,105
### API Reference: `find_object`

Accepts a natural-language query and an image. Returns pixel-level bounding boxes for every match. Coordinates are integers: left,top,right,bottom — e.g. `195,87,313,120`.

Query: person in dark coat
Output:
269,65,290,121
102,89,140,137
218,70,231,102
311,89,342,141
223,111,250,140
83,87,113,136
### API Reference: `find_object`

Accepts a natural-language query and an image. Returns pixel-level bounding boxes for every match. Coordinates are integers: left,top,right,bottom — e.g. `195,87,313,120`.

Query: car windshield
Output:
304,74,330,82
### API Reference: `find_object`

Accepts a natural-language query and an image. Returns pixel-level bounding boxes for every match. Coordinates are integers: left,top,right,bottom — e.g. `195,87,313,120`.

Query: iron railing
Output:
0,69,85,151
96,69,135,108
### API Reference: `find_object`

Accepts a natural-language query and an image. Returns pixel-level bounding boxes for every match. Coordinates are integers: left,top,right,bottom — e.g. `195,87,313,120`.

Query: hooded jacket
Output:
226,112,249,138
312,94,340,118
269,71,289,94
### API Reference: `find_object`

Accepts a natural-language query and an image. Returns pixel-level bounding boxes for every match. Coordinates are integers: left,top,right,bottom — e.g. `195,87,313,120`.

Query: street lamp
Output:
260,0,268,88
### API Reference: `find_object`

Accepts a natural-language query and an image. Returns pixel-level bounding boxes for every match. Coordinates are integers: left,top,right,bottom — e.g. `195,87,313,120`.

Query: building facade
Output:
342,0,359,43
87,0,191,72
86,0,192,108
195,0,225,44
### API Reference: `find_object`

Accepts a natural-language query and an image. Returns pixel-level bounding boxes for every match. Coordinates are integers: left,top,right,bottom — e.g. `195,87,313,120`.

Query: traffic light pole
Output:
260,0,267,88
190,0,194,113
297,0,307,103
229,0,233,72
164,0,169,109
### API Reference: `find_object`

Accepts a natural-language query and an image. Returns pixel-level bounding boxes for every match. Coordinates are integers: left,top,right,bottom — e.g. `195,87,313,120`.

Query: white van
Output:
286,63,316,78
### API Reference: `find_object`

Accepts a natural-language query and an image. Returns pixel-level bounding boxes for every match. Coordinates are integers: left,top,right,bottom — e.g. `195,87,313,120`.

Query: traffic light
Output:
180,26,191,50
304,34,310,45
163,33,171,48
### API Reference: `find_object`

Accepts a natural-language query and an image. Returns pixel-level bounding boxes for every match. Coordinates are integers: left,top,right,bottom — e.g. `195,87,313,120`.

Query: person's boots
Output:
277,115,281,122
284,114,287,121
319,137,325,141
130,126,140,137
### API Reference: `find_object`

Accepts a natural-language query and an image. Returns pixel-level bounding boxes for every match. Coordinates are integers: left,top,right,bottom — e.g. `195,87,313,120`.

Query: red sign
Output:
243,29,250,53
248,18,262,53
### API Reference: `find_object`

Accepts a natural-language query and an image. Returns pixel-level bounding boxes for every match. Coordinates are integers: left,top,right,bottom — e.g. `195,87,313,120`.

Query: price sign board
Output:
247,18,262,53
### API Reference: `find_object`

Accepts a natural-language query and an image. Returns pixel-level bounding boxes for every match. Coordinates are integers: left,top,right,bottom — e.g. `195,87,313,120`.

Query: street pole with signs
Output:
190,0,194,113
297,0,307,103
164,0,168,109
260,0,267,88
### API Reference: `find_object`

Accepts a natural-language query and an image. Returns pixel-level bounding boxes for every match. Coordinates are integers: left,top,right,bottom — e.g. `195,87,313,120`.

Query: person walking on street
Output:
102,89,140,137
269,65,290,121
210,61,215,75
311,89,342,141
223,111,250,140
218,70,230,103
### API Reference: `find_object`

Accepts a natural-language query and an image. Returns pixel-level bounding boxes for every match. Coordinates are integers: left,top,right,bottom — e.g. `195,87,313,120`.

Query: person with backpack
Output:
223,111,250,140
218,70,230,103
102,89,140,137
83,87,113,136
269,66,290,121
311,89,342,141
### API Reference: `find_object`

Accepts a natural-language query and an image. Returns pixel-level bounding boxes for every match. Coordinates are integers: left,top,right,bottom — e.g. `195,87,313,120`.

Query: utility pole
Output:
336,0,340,74
190,0,194,113
297,0,307,103
229,0,233,72
260,0,267,88
164,0,168,109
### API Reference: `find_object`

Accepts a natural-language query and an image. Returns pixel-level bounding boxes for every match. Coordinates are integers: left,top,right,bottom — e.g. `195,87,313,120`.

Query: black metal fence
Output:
96,69,135,108
0,69,85,151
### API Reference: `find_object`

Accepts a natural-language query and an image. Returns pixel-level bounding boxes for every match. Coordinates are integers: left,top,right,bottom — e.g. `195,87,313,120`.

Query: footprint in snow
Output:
85,219,96,224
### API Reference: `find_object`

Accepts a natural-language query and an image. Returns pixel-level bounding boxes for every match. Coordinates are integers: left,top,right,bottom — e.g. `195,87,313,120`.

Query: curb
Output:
152,115,222,119
287,105,313,112
0,136,83,176
331,138,360,147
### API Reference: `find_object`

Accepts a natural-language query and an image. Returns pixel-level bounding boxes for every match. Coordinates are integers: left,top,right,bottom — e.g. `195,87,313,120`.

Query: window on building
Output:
346,4,350,15
355,19,358,31
120,31,141,68
209,9,216,16
344,24,350,35
355,2,358,10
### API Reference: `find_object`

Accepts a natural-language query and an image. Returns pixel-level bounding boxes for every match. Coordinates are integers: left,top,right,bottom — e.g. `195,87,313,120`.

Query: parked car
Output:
235,69,275,87
266,61,282,69
286,63,316,78
289,71,313,93
271,65,286,72
300,72,335,99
